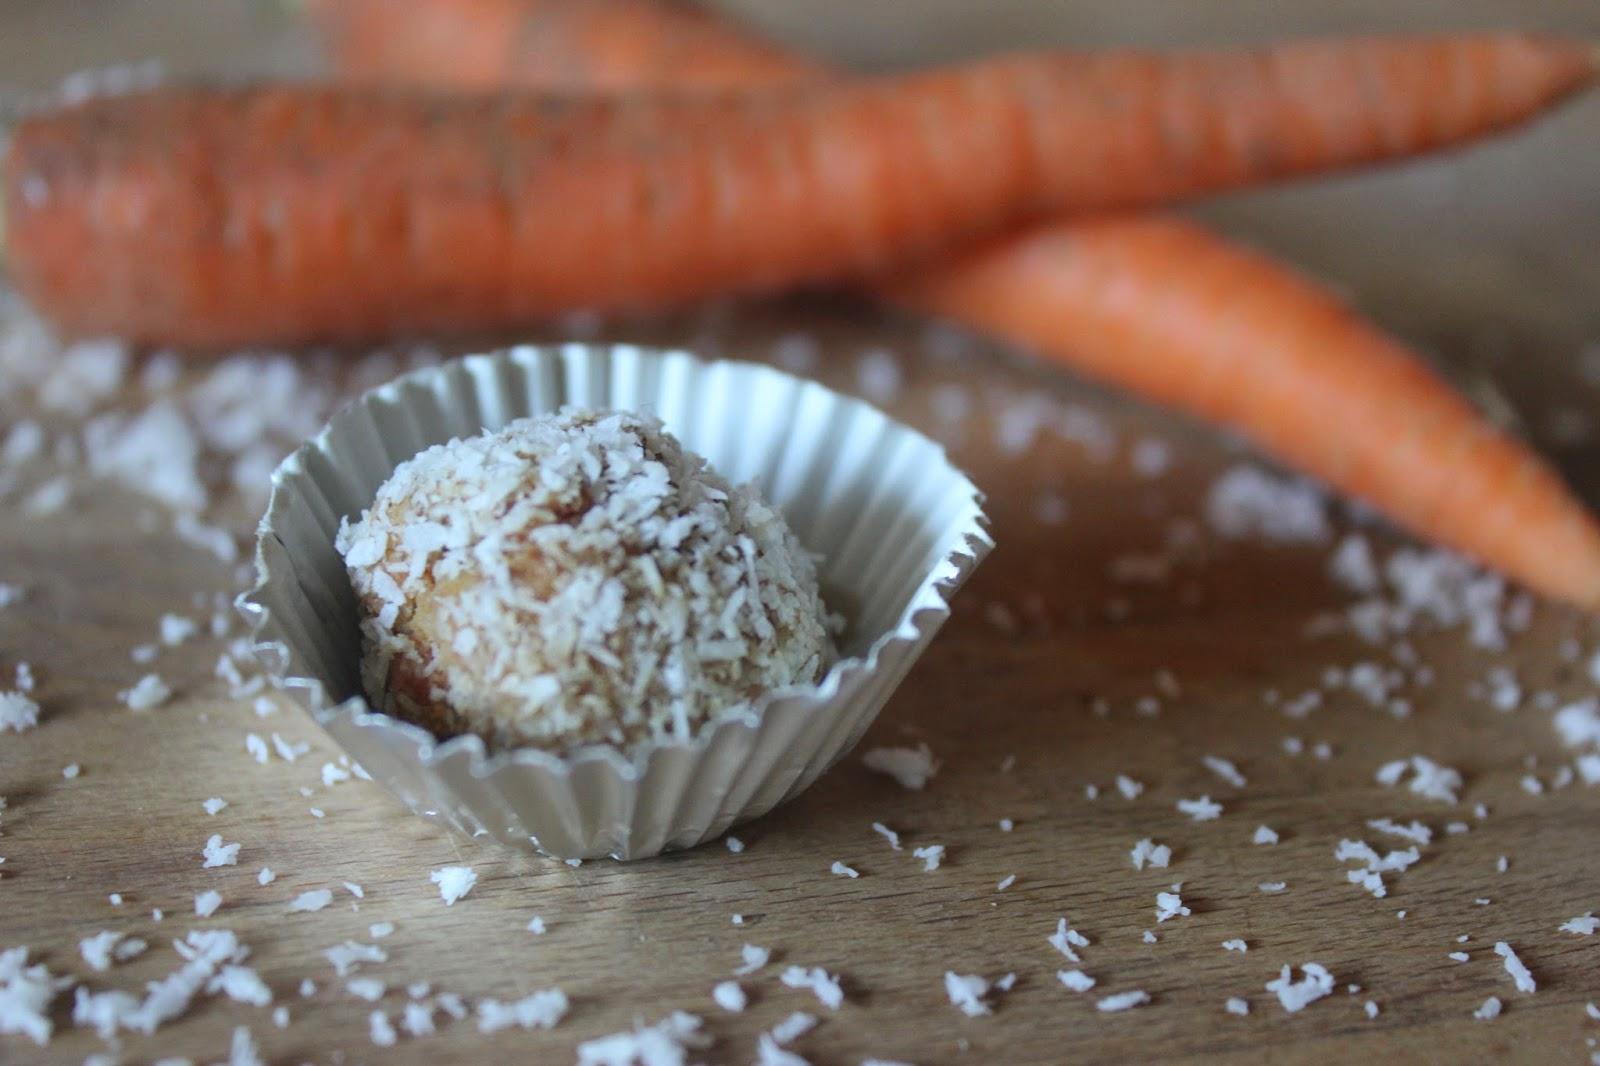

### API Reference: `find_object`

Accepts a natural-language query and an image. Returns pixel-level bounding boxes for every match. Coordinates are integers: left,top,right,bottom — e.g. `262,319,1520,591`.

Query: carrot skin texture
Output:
303,0,1600,608
6,34,1598,349
886,219,1600,607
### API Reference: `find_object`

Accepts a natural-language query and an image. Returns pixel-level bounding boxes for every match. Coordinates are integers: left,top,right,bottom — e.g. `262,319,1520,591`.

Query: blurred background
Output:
1,0,1596,355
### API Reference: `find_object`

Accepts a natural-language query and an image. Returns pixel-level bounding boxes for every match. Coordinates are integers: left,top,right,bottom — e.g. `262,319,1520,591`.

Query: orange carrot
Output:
6,34,1596,351
890,220,1600,606
304,0,1600,607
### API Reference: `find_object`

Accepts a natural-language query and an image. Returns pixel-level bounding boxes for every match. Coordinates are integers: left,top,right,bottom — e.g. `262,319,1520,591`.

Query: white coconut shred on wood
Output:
1266,964,1335,1013
336,409,832,754
862,744,940,790
430,866,477,905
1494,942,1536,993
0,691,40,733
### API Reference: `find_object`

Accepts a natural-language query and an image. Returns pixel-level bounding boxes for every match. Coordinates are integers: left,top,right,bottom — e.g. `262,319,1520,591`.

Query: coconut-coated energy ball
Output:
335,407,833,755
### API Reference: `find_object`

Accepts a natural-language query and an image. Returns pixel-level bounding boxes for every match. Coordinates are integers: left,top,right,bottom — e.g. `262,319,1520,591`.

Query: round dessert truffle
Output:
335,407,833,755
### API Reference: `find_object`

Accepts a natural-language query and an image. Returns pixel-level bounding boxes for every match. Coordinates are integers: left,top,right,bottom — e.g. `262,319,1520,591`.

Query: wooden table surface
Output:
3,3,1600,1064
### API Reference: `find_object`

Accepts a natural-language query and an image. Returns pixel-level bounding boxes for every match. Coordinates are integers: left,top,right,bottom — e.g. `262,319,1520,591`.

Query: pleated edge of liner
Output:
234,343,995,785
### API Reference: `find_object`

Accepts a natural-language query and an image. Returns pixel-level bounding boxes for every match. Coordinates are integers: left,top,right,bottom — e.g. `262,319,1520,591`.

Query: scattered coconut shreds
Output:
576,1011,711,1066
1049,919,1091,962
119,673,171,711
525,917,545,936
1449,952,1470,963
1177,796,1224,822
1366,817,1432,845
1058,970,1097,993
288,890,333,914
202,797,228,816
1096,990,1152,1013
195,891,223,918
1375,755,1463,804
734,944,770,977
61,763,80,779
1203,756,1247,788
201,834,240,869
431,866,477,905
1114,775,1144,800
1364,1001,1380,1019
1494,942,1536,993
712,981,747,1013
159,613,197,646
1156,886,1191,923
725,836,745,854
861,744,939,790
257,868,276,886
769,1010,818,1045
369,1009,398,1047
245,733,269,764
912,845,945,872
1206,464,1330,545
369,922,396,940
1560,913,1598,936
476,988,570,1033
1222,939,1249,954
1586,1002,1600,1021
997,874,1016,892
1474,996,1503,1021
1253,826,1280,846
872,822,902,850
1266,964,1336,1013
403,1001,435,1037
1554,699,1600,749
944,972,993,1017
831,861,860,879
780,966,844,1010
0,691,41,733
1226,997,1251,1016
347,973,384,998
325,941,387,978
79,931,148,972
343,881,365,899
1130,839,1173,870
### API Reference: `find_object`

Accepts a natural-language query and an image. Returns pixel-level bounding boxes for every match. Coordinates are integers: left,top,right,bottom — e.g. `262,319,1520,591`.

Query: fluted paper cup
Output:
237,344,991,860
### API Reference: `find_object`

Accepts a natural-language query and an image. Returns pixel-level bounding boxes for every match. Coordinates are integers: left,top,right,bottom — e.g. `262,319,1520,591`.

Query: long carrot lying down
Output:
306,0,1600,608
6,34,1596,352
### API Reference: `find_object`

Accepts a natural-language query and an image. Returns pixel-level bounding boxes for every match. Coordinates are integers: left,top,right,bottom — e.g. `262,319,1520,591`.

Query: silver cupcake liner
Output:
236,344,991,860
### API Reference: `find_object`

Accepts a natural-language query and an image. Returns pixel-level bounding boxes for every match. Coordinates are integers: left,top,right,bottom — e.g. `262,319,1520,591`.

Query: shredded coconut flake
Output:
577,1010,711,1066
1096,990,1152,1013
288,890,333,913
1058,970,1096,993
201,834,240,868
1130,839,1172,870
430,866,477,905
711,981,746,1013
477,988,569,1033
120,674,171,711
1266,964,1336,1013
944,972,992,1017
1177,796,1223,821
0,692,41,733
780,966,843,1010
862,744,939,790
1494,942,1536,993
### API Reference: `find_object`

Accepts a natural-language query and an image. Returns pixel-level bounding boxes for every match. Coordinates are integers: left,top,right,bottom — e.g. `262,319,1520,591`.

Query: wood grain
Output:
1,2,1599,1065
